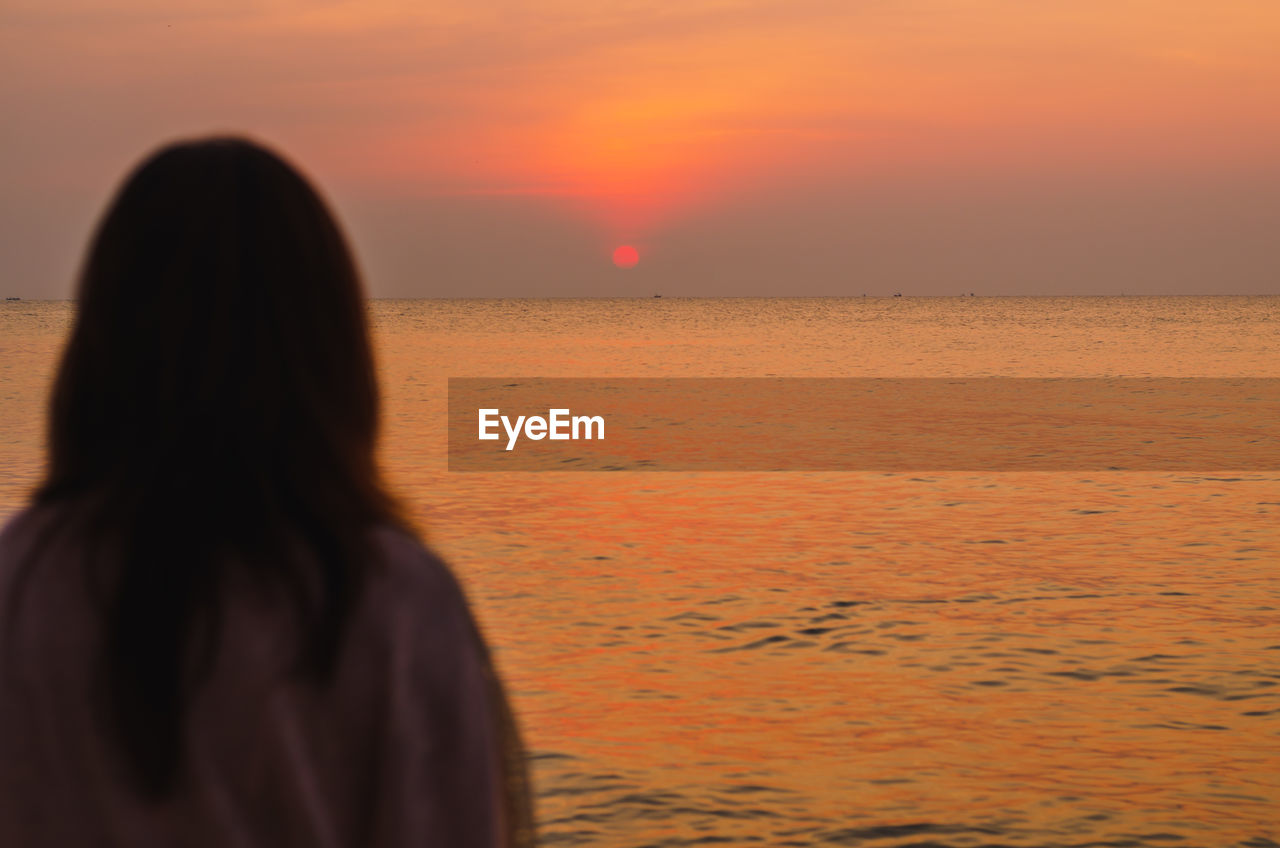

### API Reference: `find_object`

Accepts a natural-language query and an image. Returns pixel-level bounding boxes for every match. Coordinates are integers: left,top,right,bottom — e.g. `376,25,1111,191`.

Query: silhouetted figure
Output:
0,137,534,847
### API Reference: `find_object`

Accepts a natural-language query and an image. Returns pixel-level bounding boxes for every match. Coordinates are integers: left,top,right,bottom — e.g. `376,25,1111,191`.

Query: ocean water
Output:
2,296,1278,846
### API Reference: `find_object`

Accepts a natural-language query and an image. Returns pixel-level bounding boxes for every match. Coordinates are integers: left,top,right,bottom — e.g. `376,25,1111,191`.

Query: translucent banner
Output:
446,378,1279,471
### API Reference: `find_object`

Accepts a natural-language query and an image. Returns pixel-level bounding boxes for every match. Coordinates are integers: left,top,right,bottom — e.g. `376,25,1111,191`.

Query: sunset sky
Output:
3,0,1278,297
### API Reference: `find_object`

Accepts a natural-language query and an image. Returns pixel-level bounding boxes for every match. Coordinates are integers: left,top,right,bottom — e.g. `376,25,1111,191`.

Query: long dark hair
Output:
35,137,405,796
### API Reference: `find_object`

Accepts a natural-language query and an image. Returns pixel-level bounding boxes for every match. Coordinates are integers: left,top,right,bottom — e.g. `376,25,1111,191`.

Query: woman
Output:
0,137,534,846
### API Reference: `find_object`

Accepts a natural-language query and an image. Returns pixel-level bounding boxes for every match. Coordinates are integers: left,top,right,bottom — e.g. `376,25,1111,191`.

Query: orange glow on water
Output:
4,299,1280,843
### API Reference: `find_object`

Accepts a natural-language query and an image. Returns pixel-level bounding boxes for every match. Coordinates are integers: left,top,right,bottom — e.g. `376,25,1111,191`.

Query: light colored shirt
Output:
0,505,503,847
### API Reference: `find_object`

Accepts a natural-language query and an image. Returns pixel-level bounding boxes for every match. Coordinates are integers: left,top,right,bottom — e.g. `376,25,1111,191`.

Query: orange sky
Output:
3,0,1279,295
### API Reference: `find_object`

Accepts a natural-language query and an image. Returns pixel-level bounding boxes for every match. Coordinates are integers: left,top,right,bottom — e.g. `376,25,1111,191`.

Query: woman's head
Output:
34,136,402,796
47,137,379,506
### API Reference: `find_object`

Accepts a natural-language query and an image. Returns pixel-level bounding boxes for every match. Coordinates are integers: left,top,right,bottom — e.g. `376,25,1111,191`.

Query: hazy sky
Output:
3,0,1278,297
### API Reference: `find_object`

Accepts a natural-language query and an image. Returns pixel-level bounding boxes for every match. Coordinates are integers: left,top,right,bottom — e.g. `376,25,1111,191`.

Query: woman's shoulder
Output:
357,525,482,645
368,526,465,600
0,500,103,566
0,504,68,582
0,505,51,553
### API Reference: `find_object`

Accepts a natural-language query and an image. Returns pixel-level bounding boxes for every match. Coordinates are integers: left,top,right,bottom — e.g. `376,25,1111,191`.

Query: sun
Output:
612,245,639,269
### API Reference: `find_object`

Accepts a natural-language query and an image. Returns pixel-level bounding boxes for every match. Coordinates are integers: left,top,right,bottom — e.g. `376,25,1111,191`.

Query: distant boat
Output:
4,296,19,301
653,294,662,298
893,292,902,297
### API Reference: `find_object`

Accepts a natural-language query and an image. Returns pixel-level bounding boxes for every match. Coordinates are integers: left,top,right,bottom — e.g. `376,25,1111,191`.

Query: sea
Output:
2,296,1278,847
